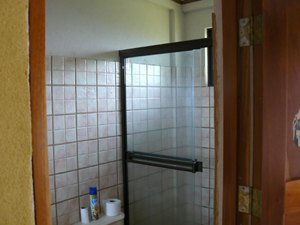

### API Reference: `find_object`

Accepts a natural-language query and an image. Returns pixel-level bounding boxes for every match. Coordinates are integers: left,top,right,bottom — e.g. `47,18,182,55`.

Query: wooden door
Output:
284,0,300,224
215,0,289,224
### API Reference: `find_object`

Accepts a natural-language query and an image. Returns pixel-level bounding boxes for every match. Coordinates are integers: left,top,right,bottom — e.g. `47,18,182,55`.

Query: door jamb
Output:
29,0,52,224
214,0,239,224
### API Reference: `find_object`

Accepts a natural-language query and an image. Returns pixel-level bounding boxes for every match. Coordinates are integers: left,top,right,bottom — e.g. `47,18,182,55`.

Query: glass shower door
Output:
124,49,202,225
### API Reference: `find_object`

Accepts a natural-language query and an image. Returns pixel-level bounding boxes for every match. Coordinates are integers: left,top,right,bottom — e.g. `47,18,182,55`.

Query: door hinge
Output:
238,186,262,218
239,15,263,47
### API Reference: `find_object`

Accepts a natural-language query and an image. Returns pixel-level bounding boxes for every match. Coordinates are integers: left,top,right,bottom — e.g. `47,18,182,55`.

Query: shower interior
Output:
120,39,213,225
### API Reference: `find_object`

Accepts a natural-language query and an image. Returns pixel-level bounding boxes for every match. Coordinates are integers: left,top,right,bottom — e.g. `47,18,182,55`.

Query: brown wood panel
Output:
213,10,223,225
252,0,263,225
213,0,225,221
181,0,201,4
285,179,300,224
222,0,238,223
171,0,182,4
29,0,52,224
286,0,300,181
236,0,252,224
261,0,286,223
285,213,300,225
285,180,300,215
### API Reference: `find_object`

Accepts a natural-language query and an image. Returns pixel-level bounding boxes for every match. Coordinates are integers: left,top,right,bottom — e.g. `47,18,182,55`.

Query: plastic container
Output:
89,187,99,221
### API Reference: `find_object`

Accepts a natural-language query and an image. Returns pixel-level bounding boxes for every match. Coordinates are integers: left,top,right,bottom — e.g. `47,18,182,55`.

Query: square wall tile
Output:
98,87,107,99
97,60,106,72
98,73,106,85
87,86,97,99
66,143,77,157
77,127,88,141
65,71,75,85
87,72,96,85
52,56,64,70
53,71,64,85
87,59,96,72
65,100,76,114
54,130,66,144
76,72,86,85
64,57,75,71
64,86,75,100
55,158,67,174
66,156,77,171
53,116,65,130
77,100,87,113
66,129,76,143
107,61,116,73
76,58,86,72
107,73,115,86
53,87,64,100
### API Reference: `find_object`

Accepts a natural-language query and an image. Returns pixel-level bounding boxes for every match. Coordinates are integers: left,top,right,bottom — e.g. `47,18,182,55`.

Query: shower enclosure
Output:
119,38,213,225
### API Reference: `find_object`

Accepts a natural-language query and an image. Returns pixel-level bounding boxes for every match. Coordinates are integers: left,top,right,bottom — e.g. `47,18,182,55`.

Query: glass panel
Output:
125,50,203,225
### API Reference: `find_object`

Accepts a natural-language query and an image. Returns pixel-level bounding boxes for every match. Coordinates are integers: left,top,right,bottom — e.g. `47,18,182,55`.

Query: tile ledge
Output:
74,212,124,225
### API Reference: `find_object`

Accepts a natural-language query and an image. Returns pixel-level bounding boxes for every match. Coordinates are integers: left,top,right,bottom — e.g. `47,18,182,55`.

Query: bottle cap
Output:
89,187,97,195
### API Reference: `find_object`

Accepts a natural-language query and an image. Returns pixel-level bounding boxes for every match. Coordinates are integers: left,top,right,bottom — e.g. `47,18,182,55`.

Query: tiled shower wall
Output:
194,83,215,225
126,62,198,225
125,59,215,225
46,56,123,225
46,56,214,225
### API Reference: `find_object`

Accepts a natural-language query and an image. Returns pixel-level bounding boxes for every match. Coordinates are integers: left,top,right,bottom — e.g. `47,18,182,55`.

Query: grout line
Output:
75,58,81,215
49,56,59,225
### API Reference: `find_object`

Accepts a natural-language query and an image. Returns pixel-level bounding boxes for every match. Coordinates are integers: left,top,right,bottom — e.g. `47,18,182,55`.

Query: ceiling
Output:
171,0,202,4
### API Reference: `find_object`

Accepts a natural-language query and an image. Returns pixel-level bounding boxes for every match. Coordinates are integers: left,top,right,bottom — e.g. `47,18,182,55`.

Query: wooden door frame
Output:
260,0,286,223
29,0,287,224
29,0,52,224
214,0,287,224
214,0,239,224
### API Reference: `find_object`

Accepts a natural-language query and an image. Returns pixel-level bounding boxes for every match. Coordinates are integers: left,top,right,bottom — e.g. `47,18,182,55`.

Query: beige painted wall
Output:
0,0,34,224
46,0,184,60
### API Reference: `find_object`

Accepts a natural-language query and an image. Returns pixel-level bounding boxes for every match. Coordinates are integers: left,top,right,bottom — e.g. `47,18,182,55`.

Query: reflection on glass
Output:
125,50,206,225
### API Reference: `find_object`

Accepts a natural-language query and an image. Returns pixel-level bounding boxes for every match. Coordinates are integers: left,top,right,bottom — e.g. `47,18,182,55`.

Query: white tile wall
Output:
47,56,122,225
47,56,215,225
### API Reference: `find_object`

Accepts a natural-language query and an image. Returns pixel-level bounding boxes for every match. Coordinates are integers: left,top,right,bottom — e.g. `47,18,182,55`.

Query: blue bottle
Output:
89,187,99,220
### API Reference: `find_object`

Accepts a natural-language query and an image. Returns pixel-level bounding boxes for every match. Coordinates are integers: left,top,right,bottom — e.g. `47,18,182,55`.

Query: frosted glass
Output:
125,50,205,225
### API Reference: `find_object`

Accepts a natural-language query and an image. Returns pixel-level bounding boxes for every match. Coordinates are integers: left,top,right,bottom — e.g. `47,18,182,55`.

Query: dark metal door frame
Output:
119,38,212,225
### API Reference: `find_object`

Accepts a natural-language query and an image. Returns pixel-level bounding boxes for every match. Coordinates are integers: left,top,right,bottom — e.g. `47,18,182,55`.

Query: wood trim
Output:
171,0,182,4
213,10,223,225
236,0,252,224
261,0,286,223
171,0,202,5
252,0,263,224
213,0,225,222
181,0,202,4
285,179,300,224
285,179,300,216
222,0,238,223
29,0,52,224
286,0,300,181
